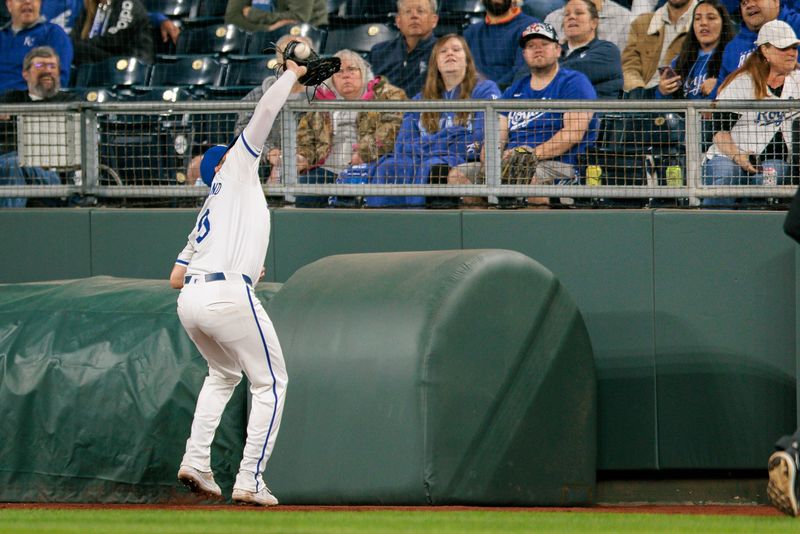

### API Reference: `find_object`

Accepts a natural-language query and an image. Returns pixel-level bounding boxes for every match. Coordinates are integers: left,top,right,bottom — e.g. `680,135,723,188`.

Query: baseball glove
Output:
501,146,538,185
271,41,341,87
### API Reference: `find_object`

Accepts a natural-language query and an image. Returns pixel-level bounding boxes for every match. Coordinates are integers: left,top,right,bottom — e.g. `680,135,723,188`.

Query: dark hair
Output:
673,0,735,98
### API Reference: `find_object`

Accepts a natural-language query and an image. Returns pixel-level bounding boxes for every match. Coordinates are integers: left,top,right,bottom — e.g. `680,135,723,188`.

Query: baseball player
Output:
169,60,307,507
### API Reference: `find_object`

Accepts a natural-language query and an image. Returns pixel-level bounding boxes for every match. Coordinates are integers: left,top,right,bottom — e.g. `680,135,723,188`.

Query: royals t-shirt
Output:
501,68,598,165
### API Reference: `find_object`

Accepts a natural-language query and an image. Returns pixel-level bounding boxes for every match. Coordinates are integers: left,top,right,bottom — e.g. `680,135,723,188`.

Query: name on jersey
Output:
507,110,548,131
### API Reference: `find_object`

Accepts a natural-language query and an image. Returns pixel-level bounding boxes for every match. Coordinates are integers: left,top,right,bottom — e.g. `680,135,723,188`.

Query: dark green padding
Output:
266,249,596,505
0,277,281,503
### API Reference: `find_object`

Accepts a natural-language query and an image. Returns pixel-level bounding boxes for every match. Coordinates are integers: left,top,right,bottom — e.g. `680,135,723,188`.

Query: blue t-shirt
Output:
501,68,598,165
394,79,502,164
657,50,716,99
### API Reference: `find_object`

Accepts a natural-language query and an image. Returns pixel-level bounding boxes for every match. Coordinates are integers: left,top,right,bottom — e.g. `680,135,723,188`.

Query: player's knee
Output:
207,372,241,388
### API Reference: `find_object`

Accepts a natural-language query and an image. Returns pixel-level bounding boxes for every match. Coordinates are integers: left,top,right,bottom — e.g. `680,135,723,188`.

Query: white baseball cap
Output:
755,20,800,49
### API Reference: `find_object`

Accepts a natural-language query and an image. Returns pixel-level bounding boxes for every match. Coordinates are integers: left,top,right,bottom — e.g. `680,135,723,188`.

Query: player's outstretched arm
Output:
242,61,307,153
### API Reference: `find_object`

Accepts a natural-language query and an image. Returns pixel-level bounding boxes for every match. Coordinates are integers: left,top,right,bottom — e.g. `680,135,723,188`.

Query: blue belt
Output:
184,272,253,286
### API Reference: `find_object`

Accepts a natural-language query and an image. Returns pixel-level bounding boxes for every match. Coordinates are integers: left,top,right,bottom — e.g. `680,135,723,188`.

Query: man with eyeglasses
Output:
0,47,73,208
368,0,439,97
0,0,72,95
716,0,800,91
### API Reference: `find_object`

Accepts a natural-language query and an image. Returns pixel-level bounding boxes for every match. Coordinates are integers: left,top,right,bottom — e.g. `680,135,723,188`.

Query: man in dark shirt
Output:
368,0,438,97
0,46,72,208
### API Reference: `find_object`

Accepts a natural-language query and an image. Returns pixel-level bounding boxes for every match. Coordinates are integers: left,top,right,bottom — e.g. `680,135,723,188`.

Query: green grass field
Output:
0,509,798,533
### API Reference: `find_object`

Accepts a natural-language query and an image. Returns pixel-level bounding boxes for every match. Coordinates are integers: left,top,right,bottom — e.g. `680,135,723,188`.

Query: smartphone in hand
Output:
658,65,678,79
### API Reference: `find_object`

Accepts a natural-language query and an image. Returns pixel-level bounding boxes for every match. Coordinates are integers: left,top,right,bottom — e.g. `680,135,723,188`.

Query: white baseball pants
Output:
177,275,287,492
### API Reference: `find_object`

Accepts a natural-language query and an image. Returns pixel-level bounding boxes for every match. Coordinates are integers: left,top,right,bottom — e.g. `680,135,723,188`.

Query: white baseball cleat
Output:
767,451,799,517
232,486,279,506
177,465,222,499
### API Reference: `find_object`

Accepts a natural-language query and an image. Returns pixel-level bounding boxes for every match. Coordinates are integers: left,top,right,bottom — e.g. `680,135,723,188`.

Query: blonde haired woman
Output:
373,34,500,207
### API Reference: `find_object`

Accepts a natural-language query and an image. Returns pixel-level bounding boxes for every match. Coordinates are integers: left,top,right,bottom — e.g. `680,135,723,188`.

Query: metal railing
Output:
1,98,798,205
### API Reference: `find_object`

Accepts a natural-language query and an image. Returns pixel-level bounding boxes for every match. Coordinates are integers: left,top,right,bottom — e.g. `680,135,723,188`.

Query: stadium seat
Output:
74,57,151,89
144,0,195,18
189,0,228,19
244,24,328,55
65,87,118,103
223,54,278,88
175,23,246,55
148,55,225,88
323,23,398,55
438,0,484,18
336,0,396,21
98,87,195,185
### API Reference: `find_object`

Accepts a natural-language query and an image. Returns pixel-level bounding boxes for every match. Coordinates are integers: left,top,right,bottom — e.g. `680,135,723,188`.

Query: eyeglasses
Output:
30,62,58,70
399,7,433,16
334,66,361,77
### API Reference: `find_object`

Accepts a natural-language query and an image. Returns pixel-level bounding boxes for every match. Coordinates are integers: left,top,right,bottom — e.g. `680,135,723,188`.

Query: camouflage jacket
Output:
296,76,407,167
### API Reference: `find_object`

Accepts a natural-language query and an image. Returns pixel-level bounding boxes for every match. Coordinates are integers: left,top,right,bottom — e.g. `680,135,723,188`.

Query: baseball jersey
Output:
176,70,298,283
706,70,800,160
501,68,598,165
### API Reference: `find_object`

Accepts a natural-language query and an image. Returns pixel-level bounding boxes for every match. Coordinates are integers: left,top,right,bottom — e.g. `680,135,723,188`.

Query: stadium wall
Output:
0,208,796,472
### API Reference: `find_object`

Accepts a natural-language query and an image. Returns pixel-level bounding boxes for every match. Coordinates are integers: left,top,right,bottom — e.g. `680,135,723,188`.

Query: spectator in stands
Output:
464,0,538,88
555,0,623,98
546,0,635,52
716,0,800,91
483,22,598,206
0,47,72,208
657,0,735,99
371,34,501,208
234,34,312,183
702,20,799,206
43,0,180,46
71,0,154,64
622,0,697,98
225,0,327,33
523,0,566,21
0,0,73,94
294,50,406,207
368,0,438,99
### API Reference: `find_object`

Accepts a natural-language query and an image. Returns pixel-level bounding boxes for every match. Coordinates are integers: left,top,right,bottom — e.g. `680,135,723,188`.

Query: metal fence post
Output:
484,102,500,205
81,108,100,196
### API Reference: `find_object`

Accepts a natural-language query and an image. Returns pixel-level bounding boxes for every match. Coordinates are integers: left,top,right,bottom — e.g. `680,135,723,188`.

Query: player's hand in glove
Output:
272,41,341,87
283,59,308,82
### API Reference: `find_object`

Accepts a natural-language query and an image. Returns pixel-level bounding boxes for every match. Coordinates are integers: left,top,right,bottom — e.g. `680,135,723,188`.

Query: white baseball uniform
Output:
174,70,298,494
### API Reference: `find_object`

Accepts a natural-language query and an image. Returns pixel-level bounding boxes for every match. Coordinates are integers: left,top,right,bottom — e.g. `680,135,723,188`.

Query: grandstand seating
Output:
324,23,399,55
74,57,152,89
188,0,228,20
175,23,247,55
243,24,328,56
223,55,278,88
148,55,225,89
333,0,397,21
144,0,194,18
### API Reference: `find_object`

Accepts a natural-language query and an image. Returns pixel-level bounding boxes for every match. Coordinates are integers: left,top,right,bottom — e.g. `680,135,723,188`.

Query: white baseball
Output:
293,43,310,60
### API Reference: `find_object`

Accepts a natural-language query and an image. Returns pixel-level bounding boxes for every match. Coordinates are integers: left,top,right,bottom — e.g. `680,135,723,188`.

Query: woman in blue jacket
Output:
369,34,501,208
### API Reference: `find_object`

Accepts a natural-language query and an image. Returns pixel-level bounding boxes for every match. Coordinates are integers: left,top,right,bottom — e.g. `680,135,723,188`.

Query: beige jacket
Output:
621,1,696,92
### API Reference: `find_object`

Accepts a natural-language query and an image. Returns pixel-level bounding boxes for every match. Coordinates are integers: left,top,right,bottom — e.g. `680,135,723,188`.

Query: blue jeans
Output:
702,156,788,207
0,152,61,208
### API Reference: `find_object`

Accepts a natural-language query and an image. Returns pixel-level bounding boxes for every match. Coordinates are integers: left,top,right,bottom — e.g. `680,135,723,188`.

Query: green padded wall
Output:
461,211,656,470
0,210,91,282
270,209,462,281
0,208,797,472
266,250,596,505
653,211,796,468
0,277,281,502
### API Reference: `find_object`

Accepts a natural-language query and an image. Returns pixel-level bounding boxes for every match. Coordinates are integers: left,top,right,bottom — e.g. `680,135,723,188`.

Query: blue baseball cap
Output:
200,145,228,187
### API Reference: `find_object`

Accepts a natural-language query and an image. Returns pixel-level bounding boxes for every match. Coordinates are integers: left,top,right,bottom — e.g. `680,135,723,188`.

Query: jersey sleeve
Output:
242,70,299,154
562,72,597,100
176,236,196,266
